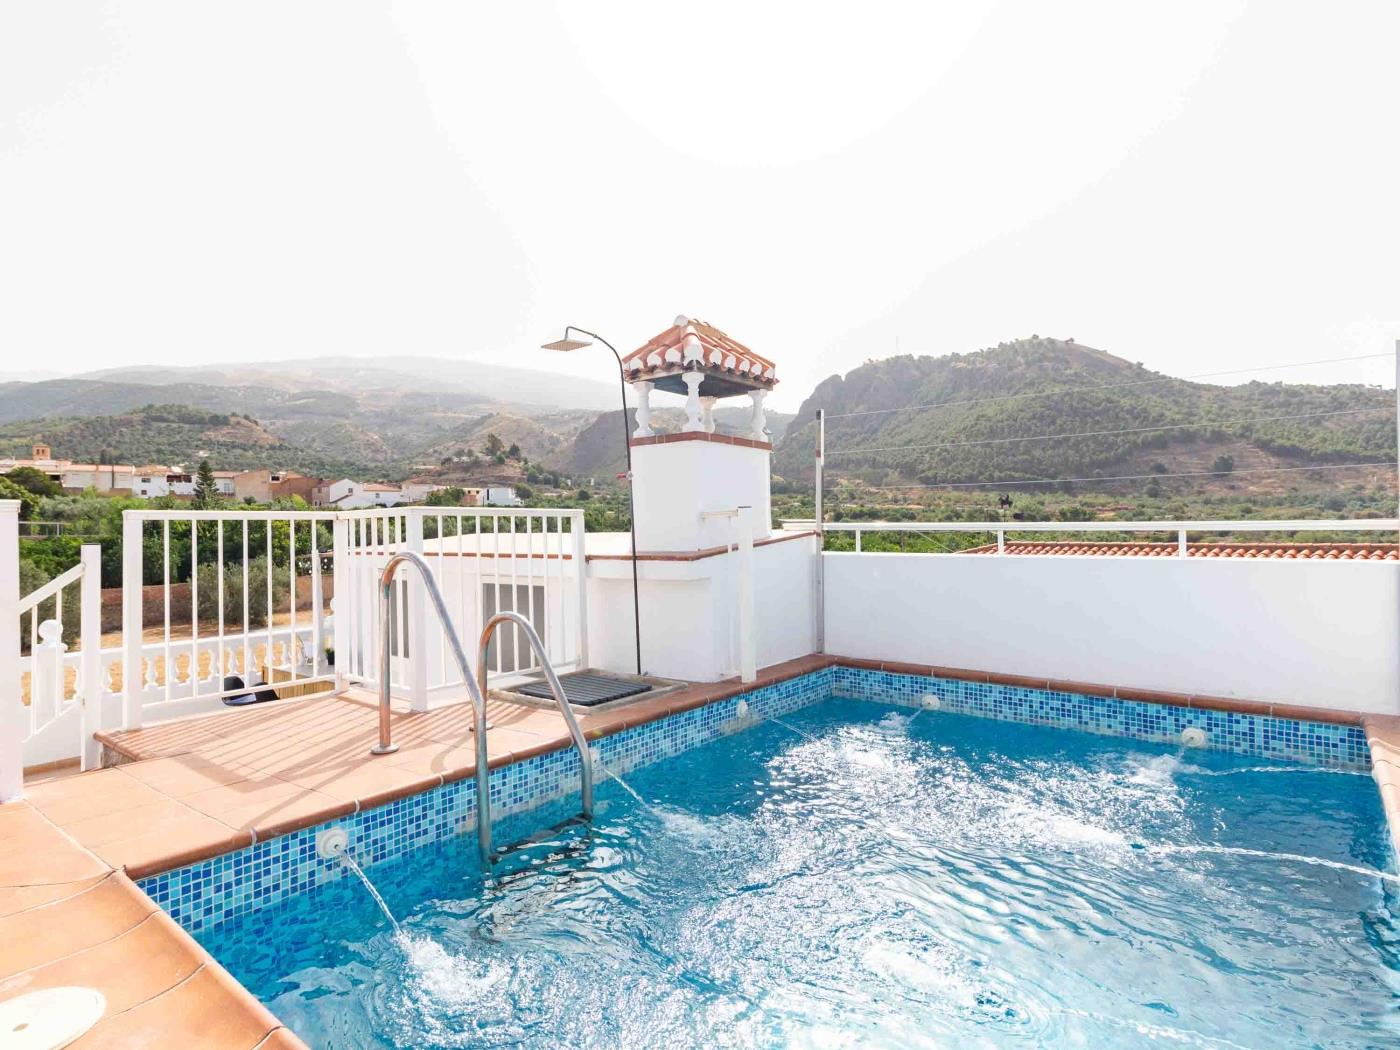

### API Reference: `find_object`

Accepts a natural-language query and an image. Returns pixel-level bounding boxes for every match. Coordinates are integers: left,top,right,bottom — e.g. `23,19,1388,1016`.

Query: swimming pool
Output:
197,695,1400,1048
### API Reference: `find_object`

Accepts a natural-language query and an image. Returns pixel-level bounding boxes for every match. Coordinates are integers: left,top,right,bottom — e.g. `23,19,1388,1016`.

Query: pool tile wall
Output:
141,664,1368,935
140,668,834,934
830,666,1371,770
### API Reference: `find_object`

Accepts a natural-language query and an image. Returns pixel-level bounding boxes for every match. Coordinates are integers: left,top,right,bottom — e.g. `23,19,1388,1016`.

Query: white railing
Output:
0,504,591,779
819,518,1400,555
17,545,102,772
335,507,589,710
1,501,18,799
121,509,340,729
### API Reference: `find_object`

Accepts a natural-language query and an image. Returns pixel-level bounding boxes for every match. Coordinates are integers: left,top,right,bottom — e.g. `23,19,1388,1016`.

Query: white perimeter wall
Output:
587,534,818,682
824,553,1400,714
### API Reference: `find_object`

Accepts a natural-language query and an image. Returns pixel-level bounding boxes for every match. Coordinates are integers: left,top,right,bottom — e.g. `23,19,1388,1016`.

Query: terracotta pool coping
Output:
1363,714,1400,858
0,800,304,1049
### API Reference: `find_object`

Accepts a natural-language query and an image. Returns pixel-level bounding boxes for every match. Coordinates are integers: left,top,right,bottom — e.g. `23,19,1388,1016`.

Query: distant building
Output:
232,469,320,504
316,479,407,510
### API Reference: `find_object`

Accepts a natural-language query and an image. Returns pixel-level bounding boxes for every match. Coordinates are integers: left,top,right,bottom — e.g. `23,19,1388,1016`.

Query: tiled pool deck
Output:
3,652,1399,1047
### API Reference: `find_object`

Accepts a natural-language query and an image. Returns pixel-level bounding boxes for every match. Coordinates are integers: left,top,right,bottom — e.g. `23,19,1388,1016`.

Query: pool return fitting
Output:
367,552,594,867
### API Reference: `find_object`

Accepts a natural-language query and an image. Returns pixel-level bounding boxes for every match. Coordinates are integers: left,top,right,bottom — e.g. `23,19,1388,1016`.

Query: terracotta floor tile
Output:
0,875,153,979
116,754,260,797
0,875,106,918
23,769,170,827
0,803,110,887
68,963,280,1050
76,804,248,877
278,763,438,808
0,909,202,1014
483,726,570,765
62,798,212,849
381,739,482,778
180,776,330,824
195,788,353,841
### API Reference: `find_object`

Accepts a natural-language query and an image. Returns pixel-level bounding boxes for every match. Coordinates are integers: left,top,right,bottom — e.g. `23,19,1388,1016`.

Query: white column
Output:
633,381,654,438
331,516,350,692
79,543,101,770
406,510,428,712
736,506,755,683
749,389,768,441
0,500,22,800
121,511,144,729
681,371,705,433
700,396,717,434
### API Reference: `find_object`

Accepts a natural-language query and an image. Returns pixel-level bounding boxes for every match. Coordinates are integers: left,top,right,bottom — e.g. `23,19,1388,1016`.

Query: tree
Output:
0,476,40,519
425,486,465,507
193,459,220,508
484,433,505,456
507,442,521,460
5,467,62,498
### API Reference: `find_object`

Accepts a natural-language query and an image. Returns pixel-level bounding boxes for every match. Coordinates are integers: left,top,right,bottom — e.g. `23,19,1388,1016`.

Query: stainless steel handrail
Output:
367,553,594,868
369,551,492,867
478,611,594,825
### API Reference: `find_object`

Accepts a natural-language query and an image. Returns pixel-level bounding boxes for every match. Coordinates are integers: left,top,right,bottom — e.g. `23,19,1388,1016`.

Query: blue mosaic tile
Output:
140,669,833,935
141,661,1368,936
829,665,1370,770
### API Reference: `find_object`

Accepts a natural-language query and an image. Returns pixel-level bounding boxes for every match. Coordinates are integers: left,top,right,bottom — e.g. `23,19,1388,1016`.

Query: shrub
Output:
195,556,290,628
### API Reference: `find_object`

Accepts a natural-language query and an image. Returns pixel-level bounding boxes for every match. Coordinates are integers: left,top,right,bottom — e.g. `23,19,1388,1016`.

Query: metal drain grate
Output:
516,672,653,708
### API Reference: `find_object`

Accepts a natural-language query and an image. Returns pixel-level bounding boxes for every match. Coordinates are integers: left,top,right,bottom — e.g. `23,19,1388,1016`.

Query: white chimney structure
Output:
621,316,777,553
579,315,816,684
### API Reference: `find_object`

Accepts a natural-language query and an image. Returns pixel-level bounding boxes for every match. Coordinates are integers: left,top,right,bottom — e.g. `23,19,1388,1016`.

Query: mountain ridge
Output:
776,337,1393,493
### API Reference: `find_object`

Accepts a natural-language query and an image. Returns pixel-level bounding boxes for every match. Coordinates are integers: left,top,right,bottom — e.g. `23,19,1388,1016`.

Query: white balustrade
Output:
2,504,592,773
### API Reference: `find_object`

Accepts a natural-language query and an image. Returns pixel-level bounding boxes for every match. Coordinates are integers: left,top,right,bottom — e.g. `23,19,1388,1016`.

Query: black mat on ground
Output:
515,672,653,708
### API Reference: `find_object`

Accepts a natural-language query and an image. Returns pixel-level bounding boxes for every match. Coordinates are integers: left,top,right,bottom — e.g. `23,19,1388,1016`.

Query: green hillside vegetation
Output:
0,404,370,477
778,338,1393,490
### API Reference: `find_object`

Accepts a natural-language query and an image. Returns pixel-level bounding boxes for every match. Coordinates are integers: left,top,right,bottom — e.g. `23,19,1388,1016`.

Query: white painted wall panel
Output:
824,553,1400,714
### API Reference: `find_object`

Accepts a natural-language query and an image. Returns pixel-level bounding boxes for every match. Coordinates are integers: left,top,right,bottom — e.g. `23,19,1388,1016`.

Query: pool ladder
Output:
367,551,594,867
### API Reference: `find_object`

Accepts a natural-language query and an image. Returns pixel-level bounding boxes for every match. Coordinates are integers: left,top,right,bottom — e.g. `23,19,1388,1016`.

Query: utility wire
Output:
839,460,1396,492
828,406,1390,456
823,352,1395,421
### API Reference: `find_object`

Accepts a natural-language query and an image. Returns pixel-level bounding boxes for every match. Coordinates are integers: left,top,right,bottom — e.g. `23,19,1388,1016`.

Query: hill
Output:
776,337,1393,495
0,404,297,471
0,356,622,476
76,356,619,411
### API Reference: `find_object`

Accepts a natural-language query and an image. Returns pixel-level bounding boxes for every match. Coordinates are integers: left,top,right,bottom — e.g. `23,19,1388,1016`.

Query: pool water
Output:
200,698,1400,1048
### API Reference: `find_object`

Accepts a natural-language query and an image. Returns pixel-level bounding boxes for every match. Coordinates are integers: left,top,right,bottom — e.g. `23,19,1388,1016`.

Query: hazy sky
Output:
2,1,1396,411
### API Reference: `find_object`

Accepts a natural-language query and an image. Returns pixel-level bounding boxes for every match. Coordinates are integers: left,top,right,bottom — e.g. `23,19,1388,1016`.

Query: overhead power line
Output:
828,406,1390,457
822,352,1395,421
842,461,1397,492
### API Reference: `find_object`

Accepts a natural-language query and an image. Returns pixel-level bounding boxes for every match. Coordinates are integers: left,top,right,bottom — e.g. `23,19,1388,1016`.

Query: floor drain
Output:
0,987,105,1049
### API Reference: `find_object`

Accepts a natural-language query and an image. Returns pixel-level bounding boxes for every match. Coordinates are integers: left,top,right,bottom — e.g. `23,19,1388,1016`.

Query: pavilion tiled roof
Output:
622,317,776,389
962,540,1398,561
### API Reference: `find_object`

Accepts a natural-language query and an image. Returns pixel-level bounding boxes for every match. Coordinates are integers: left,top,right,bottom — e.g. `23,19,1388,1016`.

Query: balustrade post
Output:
33,621,65,736
121,512,144,729
571,513,590,670
332,516,350,691
406,511,428,711
0,500,22,800
633,381,654,438
681,371,705,433
79,544,101,770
